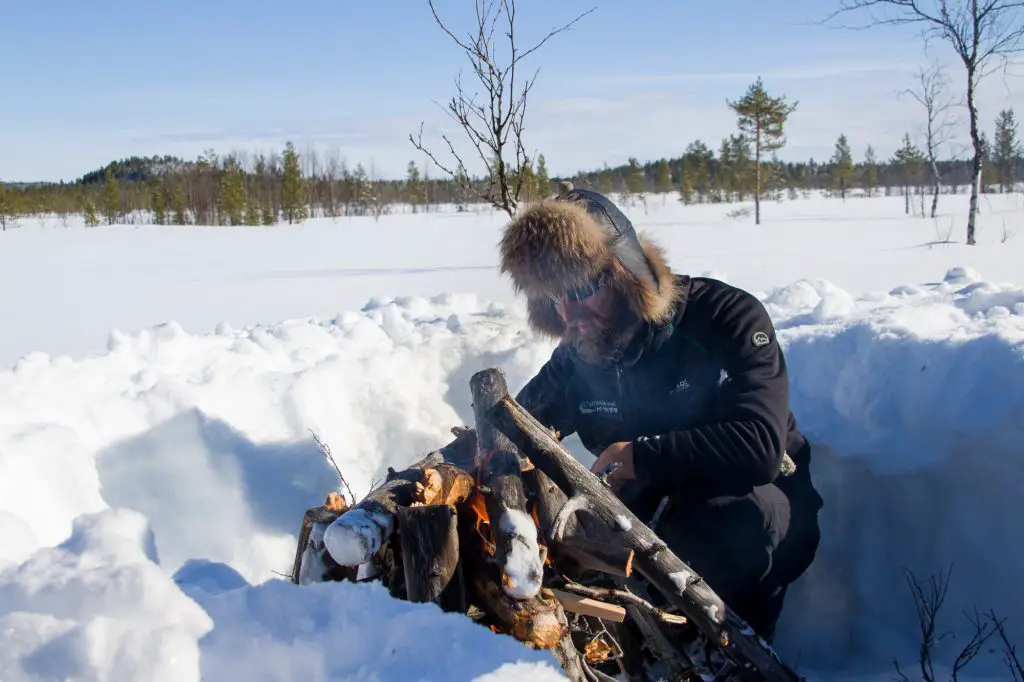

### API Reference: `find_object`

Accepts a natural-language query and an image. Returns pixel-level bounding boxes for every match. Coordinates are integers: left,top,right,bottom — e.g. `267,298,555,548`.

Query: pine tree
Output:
219,157,246,225
280,141,308,224
83,195,100,227
993,109,1020,193
679,155,694,204
863,145,879,197
727,77,798,223
980,131,998,192
656,158,672,202
404,161,423,211
893,134,924,214
729,135,754,201
535,154,550,198
685,140,713,202
244,200,262,226
168,185,186,225
830,135,854,199
0,183,15,231
625,157,646,205
149,178,167,225
101,168,120,224
598,164,614,194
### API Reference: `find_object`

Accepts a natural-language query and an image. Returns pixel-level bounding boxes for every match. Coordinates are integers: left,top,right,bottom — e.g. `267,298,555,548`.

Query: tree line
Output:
1,104,1018,231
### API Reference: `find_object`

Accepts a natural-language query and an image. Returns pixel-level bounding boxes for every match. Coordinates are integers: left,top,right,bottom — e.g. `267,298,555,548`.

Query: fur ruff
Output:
499,198,680,337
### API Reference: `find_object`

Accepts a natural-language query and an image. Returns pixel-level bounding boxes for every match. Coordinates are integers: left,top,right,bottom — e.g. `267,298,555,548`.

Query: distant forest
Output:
1,110,1021,229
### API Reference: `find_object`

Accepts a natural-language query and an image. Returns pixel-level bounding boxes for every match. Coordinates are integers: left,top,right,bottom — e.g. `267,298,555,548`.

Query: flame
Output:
464,481,552,567
467,487,496,555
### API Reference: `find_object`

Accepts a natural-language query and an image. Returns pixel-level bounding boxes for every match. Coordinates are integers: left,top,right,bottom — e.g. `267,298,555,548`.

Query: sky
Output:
2,0,1023,183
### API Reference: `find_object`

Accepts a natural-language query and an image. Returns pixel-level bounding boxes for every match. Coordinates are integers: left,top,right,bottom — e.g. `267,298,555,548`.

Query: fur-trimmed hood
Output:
498,189,680,337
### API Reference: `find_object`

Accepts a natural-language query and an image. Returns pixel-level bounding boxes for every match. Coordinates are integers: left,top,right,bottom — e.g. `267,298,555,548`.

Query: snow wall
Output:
1,269,1022,681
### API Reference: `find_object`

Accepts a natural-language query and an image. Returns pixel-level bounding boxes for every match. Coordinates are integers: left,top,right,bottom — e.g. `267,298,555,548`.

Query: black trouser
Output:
636,480,819,641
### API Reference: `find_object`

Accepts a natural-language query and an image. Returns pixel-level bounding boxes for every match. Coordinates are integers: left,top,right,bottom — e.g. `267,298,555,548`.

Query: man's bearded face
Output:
552,272,639,364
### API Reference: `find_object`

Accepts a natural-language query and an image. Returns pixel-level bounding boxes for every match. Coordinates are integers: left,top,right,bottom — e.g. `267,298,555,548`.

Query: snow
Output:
614,514,632,532
497,507,544,599
322,508,394,568
0,191,1022,681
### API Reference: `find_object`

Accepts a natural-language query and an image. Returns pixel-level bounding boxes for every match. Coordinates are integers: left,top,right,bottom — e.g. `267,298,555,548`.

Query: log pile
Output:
291,367,804,682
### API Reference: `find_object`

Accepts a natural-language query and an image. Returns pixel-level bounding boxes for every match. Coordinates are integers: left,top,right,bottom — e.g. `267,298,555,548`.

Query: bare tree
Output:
410,0,594,218
826,0,1024,245
893,566,997,682
901,62,960,218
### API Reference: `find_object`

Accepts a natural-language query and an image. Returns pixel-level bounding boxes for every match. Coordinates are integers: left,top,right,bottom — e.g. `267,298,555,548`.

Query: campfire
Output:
291,368,803,682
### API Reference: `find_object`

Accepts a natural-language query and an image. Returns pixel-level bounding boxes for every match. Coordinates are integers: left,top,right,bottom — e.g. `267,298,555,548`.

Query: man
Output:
498,183,823,653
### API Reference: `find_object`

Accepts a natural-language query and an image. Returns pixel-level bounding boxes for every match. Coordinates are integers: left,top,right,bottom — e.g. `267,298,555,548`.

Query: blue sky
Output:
2,0,1022,182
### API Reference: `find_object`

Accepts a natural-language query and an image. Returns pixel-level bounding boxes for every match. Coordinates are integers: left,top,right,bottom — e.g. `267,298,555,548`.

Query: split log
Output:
470,369,544,601
397,503,464,611
483,369,802,682
322,450,474,568
292,493,356,585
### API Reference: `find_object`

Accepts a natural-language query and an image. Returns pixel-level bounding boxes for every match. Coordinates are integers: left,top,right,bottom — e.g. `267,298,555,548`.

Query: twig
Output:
309,429,356,507
987,609,1024,682
559,580,688,626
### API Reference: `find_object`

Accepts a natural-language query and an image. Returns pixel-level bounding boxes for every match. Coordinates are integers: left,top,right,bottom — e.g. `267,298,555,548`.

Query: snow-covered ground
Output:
1,191,1022,681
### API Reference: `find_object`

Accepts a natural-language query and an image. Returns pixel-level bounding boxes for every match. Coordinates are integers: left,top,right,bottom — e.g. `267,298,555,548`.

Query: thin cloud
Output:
581,61,918,87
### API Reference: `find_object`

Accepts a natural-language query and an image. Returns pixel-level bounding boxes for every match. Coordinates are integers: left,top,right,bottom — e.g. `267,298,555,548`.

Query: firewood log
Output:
397,503,464,611
322,447,474,568
482,368,802,682
470,370,544,601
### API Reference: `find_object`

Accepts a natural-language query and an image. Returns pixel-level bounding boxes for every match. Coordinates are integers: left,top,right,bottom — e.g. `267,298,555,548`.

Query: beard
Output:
563,295,641,365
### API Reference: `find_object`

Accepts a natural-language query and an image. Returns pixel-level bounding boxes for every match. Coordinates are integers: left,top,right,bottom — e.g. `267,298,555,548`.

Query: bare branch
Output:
988,609,1024,681
951,606,997,682
822,0,1024,244
412,0,594,217
309,429,356,507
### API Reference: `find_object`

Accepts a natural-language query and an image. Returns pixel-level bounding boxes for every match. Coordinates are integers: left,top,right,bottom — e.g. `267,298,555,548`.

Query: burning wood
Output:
291,367,804,682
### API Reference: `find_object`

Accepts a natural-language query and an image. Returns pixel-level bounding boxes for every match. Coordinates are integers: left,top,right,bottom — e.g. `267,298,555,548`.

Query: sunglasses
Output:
549,270,610,303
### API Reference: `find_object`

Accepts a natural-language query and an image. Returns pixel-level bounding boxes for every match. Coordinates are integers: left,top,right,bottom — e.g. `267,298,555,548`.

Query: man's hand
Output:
590,441,636,494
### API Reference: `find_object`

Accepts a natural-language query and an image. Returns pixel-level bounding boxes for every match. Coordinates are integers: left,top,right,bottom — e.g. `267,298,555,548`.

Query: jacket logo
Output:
670,378,690,394
752,331,770,347
578,400,618,416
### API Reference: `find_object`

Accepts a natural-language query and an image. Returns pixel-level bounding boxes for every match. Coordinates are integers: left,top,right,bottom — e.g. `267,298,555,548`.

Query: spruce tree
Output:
993,109,1020,193
727,77,798,223
280,142,308,224
830,135,854,200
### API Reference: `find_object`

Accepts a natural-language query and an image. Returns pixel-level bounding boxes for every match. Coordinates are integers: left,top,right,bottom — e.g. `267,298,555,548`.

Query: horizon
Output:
2,0,1023,184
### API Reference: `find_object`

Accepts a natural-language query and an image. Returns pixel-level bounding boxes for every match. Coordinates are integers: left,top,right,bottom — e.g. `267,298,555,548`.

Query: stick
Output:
548,588,627,623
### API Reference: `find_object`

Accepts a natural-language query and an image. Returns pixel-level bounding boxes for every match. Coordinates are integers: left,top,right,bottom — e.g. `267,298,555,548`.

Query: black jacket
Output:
516,275,822,517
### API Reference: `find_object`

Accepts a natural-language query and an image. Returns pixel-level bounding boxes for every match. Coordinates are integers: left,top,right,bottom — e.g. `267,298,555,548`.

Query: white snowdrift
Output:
0,267,1021,681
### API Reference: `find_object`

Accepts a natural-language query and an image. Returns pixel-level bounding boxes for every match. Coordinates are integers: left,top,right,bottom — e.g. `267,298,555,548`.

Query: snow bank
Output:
768,269,1024,678
1,265,1022,680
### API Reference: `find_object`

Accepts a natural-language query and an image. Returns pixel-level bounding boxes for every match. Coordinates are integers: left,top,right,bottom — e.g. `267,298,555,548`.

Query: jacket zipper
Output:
615,363,626,423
